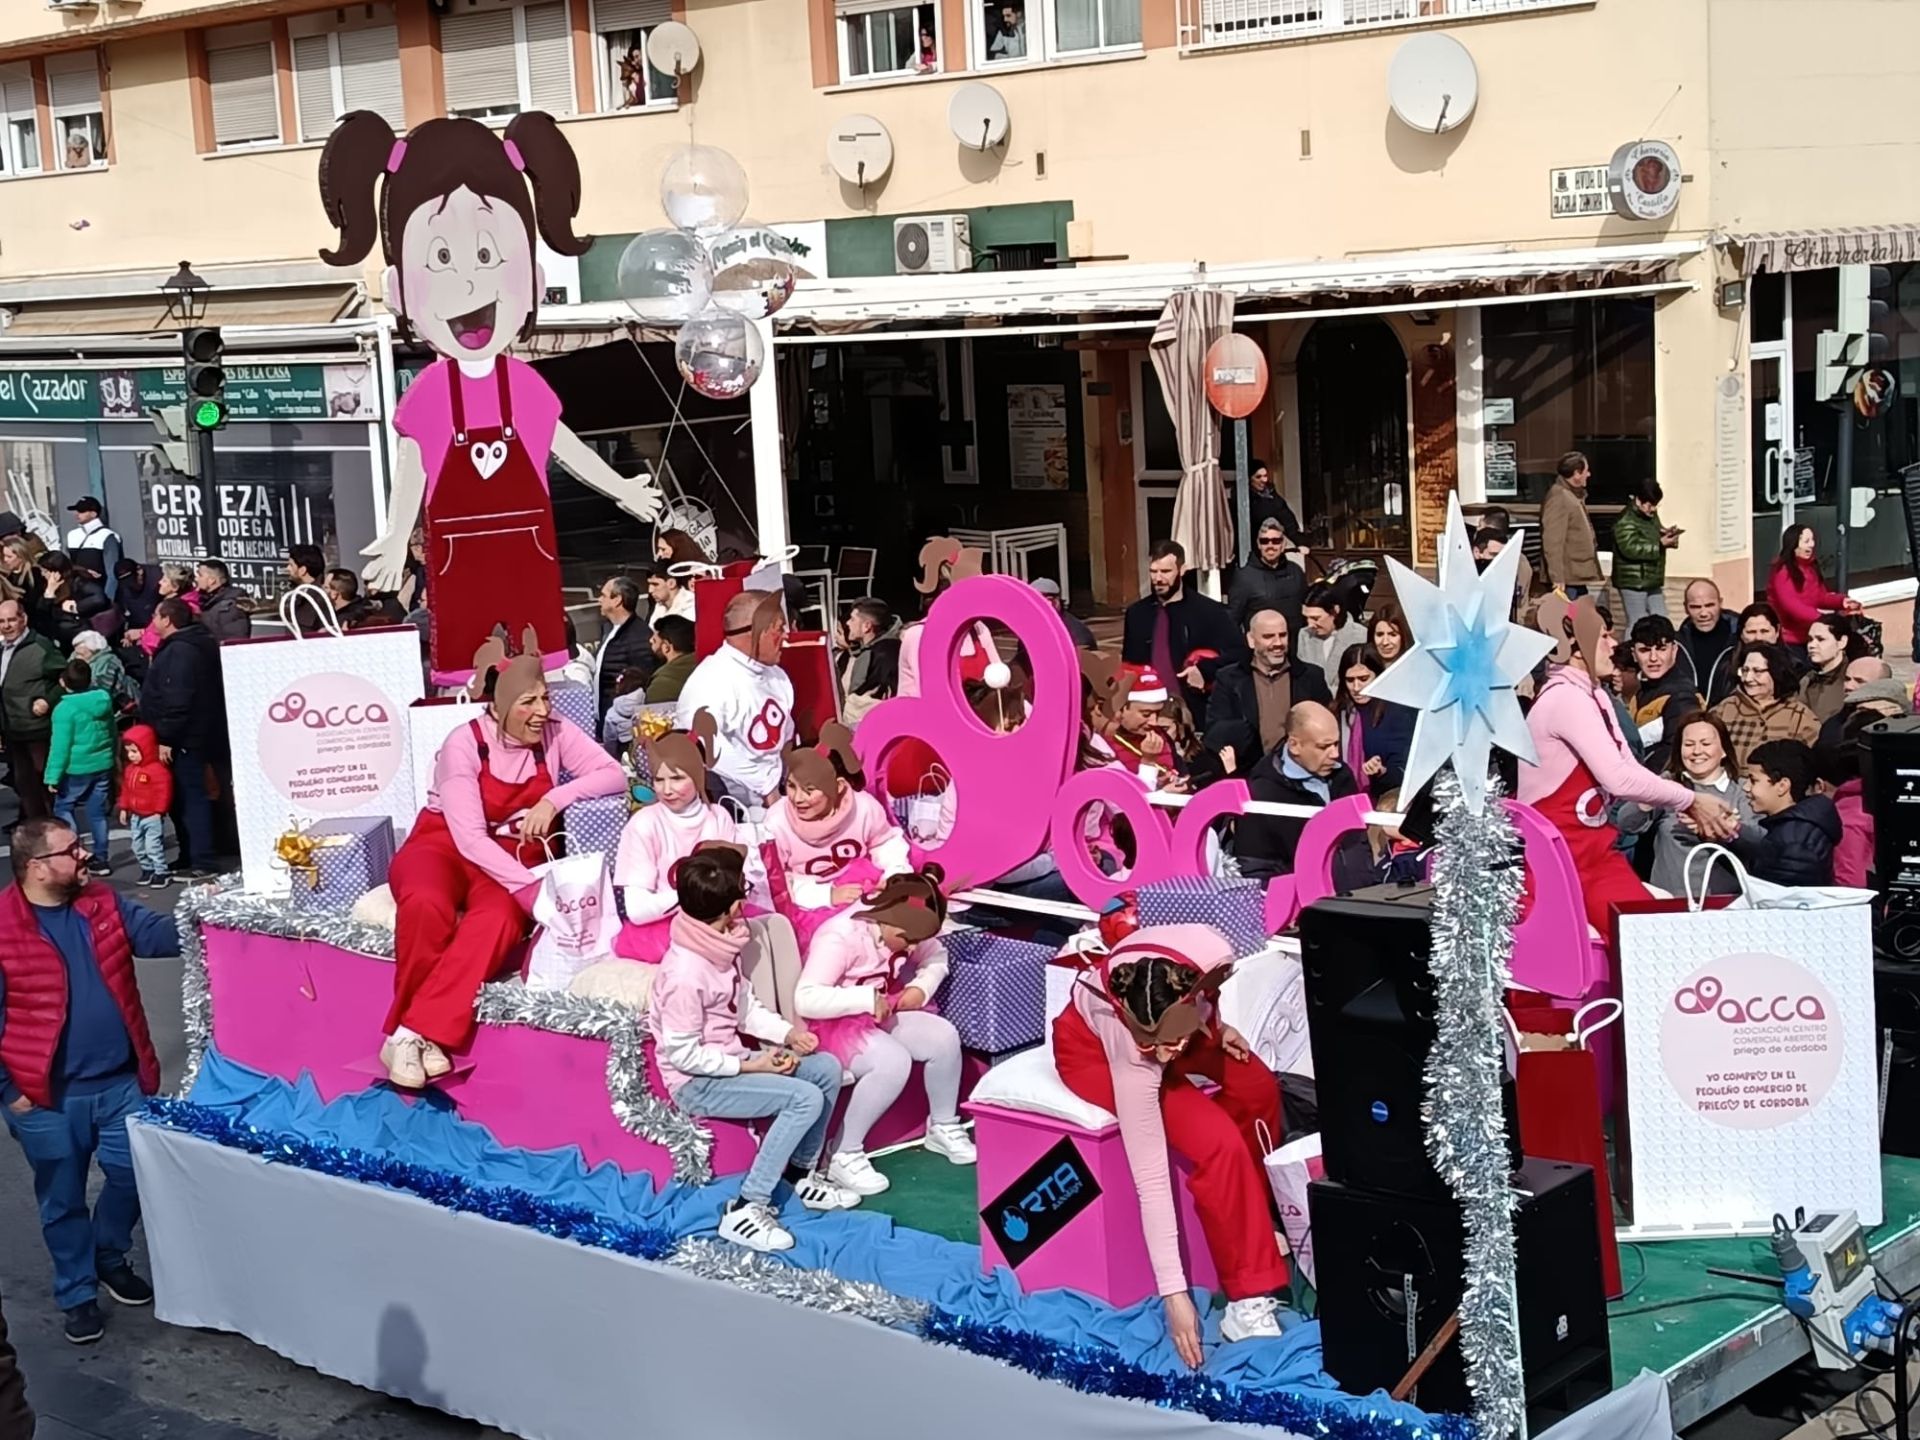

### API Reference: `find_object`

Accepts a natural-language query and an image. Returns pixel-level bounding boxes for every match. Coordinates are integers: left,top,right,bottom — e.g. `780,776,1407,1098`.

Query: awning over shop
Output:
773,240,1704,329
1730,225,1920,277
0,285,362,338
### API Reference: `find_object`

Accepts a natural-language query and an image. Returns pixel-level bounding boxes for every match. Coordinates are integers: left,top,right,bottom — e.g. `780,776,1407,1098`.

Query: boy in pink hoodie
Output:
795,866,974,1196
1055,924,1290,1367
648,848,860,1253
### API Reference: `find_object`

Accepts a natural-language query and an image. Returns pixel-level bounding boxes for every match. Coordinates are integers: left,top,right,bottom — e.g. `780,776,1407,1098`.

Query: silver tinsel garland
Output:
1423,767,1527,1440
172,882,714,1185
665,1237,932,1328
473,981,715,1185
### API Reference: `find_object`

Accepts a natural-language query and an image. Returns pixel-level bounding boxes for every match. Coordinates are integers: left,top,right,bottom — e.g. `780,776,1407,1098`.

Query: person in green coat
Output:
46,659,117,872
1611,476,1681,627
0,597,66,821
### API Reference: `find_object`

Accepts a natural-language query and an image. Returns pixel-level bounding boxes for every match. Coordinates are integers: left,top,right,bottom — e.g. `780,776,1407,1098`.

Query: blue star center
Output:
1430,602,1503,731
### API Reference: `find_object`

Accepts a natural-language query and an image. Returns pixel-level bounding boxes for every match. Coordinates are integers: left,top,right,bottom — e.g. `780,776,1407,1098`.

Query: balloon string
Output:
628,335,758,543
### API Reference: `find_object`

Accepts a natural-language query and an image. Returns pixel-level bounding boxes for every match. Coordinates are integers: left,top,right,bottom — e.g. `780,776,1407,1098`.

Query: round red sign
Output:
1204,334,1269,419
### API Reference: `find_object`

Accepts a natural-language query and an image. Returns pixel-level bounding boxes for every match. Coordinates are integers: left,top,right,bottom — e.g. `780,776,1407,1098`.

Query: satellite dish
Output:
827,115,894,189
646,21,702,77
1387,33,1478,134
947,82,1010,151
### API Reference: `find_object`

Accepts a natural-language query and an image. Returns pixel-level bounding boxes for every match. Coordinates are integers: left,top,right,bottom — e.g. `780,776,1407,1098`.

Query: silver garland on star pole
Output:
172,881,716,1185
1424,765,1528,1439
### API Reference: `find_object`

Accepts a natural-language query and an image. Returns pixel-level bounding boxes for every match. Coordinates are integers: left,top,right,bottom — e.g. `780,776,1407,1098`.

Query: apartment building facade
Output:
0,0,1917,618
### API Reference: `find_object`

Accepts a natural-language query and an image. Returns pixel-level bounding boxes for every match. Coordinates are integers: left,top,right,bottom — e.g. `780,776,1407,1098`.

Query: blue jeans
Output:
53,770,111,859
675,1052,843,1205
1619,588,1667,626
3,1074,144,1309
128,813,166,874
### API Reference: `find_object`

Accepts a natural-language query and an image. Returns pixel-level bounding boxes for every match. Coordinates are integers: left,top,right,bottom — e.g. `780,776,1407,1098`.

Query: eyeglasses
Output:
28,841,87,864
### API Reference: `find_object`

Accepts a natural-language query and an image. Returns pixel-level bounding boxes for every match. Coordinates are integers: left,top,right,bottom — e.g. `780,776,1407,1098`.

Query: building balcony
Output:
1177,0,1592,53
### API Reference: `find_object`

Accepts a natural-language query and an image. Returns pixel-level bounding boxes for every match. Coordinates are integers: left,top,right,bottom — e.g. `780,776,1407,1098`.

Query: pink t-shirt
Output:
764,790,912,908
395,357,564,500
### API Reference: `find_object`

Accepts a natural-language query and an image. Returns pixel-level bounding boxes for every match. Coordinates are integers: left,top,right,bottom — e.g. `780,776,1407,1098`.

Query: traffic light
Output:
182,325,227,430
150,405,199,477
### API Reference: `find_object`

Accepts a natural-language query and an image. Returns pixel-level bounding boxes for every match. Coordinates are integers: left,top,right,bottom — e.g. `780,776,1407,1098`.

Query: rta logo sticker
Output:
1674,974,1827,1024
981,1136,1101,1268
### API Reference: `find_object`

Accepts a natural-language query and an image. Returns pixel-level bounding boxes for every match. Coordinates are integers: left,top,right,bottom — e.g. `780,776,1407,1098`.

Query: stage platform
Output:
868,1147,1920,1433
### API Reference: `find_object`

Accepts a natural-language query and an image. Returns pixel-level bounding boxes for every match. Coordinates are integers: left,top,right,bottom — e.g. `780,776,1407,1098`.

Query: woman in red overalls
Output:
382,638,625,1087
317,111,660,688
1518,595,1740,934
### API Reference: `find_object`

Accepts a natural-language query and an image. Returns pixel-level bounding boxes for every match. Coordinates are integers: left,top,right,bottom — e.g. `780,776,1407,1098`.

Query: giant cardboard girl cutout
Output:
318,111,662,685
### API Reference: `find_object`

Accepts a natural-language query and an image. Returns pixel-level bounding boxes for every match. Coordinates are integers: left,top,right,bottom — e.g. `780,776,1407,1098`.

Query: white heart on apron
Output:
471,439,509,479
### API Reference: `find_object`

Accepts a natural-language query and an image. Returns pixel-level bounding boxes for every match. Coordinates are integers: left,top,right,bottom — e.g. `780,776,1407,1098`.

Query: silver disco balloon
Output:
674,307,765,401
616,228,714,326
660,144,749,236
707,224,800,321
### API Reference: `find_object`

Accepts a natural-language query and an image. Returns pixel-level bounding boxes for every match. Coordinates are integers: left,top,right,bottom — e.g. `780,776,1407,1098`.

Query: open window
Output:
592,0,679,110
838,2,940,81
976,0,1139,66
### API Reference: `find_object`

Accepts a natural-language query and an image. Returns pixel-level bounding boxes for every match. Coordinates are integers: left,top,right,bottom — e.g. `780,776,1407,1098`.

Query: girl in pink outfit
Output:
1520,596,1739,934
795,868,974,1196
1054,924,1289,1368
1766,523,1859,648
763,728,911,952
612,714,740,960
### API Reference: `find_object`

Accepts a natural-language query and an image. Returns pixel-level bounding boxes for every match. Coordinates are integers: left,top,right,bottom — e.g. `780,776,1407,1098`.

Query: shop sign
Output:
1608,140,1683,222
1485,439,1518,498
1482,396,1515,426
0,363,381,422
144,475,336,596
1549,165,1610,219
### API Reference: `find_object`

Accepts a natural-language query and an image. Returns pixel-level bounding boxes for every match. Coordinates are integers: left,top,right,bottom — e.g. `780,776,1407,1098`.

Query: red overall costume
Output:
386,718,551,1050
426,362,567,682
1053,942,1289,1302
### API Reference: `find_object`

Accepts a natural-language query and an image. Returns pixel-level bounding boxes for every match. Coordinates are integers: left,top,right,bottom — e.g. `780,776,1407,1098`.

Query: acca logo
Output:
1657,951,1842,1131
268,692,394,729
257,671,404,814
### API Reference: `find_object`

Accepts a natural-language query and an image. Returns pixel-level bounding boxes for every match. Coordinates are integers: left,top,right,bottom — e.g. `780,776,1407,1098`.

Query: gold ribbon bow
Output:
636,711,674,743
272,822,349,889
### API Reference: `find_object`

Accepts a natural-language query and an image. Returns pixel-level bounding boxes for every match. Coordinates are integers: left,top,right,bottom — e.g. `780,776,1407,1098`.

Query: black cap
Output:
68,496,101,515
0,512,24,539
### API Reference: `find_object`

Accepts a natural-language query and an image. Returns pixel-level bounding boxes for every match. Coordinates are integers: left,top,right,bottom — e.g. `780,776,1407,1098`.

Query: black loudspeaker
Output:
1876,960,1920,1158
1300,887,1521,1199
1310,1159,1613,1432
1861,717,1920,898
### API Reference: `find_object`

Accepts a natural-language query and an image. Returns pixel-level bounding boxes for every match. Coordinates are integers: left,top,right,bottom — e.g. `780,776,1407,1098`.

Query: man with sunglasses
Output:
0,817,180,1344
1225,518,1306,638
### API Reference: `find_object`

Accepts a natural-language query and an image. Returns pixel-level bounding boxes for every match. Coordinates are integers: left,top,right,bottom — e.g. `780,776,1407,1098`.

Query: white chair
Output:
829,546,878,620
989,524,1070,603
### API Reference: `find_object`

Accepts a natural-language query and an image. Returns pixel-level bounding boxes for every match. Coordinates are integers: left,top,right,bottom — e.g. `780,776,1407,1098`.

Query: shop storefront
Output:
0,356,388,597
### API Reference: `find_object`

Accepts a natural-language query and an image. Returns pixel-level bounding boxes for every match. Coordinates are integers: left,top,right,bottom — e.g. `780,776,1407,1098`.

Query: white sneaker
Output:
827,1149,891,1195
791,1172,862,1211
1220,1295,1284,1344
923,1118,977,1165
379,1036,426,1089
717,1199,794,1252
420,1041,453,1079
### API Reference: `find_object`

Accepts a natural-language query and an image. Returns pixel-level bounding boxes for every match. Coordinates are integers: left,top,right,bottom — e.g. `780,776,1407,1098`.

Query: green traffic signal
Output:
190,398,227,431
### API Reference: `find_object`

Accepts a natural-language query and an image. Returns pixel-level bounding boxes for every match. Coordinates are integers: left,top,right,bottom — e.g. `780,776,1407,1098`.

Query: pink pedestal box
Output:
202,924,760,1183
965,1099,1218,1309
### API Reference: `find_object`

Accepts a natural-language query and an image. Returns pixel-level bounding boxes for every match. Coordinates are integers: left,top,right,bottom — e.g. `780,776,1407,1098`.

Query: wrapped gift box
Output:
937,928,1053,1055
548,680,595,740
1136,876,1269,957
565,792,630,858
285,816,396,911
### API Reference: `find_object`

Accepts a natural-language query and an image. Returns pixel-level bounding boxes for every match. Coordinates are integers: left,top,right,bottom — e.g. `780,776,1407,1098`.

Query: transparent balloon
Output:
616,228,713,326
660,144,750,236
708,224,801,321
674,308,765,401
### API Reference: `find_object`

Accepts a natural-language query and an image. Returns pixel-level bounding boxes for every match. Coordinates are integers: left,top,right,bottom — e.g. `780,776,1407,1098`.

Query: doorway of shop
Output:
1296,318,1412,562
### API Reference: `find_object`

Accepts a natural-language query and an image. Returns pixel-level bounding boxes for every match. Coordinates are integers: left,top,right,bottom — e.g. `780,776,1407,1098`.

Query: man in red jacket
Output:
0,817,179,1345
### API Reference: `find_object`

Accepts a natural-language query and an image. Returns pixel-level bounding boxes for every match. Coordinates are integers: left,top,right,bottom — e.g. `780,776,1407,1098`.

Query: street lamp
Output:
159,261,211,326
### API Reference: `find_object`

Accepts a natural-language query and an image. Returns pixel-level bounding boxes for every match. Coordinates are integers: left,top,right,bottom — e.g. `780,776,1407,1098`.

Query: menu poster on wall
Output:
1485,439,1519,498
1713,373,1746,556
142,472,338,596
1008,384,1069,491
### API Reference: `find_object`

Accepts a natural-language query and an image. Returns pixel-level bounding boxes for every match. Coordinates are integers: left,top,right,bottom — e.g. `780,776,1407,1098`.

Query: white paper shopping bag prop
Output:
227,587,427,895
526,841,619,991
1616,846,1879,1234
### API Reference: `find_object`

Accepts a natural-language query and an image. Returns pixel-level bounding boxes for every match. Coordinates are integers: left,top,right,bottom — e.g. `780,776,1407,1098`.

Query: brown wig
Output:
317,111,588,343
854,864,948,943
914,536,985,597
782,721,862,795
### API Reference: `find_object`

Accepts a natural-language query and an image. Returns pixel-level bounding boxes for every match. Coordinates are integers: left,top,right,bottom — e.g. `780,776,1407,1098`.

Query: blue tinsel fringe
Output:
143,1098,1475,1440
142,1098,678,1263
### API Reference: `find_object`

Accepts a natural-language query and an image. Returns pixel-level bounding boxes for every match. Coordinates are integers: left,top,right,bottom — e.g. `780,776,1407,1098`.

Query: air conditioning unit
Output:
46,1,99,10
894,214,971,276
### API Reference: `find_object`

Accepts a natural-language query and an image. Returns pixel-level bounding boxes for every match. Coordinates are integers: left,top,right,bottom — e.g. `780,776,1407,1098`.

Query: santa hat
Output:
1126,667,1169,705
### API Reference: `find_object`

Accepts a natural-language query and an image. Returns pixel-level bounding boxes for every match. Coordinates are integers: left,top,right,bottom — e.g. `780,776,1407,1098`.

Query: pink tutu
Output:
783,857,884,954
810,987,941,1065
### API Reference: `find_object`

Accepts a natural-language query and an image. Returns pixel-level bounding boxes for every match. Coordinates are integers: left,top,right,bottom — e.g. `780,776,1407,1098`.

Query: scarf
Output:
669,910,749,970
786,785,856,847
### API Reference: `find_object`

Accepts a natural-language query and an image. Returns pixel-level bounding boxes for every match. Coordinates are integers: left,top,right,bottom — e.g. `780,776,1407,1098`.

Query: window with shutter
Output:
838,2,938,80
522,1,575,116
48,52,106,170
291,34,336,143
338,26,404,129
208,41,281,149
592,0,676,110
0,64,38,177
442,8,521,118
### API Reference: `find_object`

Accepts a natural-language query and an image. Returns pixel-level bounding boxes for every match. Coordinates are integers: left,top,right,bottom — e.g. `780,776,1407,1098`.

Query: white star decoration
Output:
1364,493,1555,814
